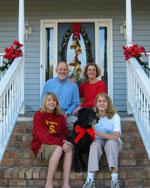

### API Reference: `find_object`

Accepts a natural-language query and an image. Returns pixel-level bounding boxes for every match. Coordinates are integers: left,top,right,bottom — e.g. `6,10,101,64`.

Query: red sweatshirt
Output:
79,80,107,108
31,111,68,156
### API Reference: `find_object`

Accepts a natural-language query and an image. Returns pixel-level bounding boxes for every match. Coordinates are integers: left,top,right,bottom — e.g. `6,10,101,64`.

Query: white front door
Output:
40,19,113,100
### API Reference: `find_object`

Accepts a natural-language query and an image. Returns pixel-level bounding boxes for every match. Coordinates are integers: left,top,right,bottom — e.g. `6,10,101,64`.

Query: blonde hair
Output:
41,92,62,116
94,93,116,119
83,63,101,79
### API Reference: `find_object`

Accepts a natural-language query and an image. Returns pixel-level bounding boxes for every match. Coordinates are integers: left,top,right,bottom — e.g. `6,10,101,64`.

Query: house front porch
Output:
0,0,150,187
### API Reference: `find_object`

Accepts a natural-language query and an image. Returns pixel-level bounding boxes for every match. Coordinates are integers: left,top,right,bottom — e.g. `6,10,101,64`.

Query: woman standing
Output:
82,93,122,188
31,92,72,188
73,63,107,114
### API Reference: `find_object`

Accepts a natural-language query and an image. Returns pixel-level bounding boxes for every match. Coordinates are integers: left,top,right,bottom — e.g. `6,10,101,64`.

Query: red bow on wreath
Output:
71,23,81,40
74,125,95,144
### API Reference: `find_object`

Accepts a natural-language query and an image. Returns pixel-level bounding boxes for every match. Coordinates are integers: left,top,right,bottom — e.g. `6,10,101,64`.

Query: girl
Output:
31,92,72,188
73,63,107,114
82,93,122,188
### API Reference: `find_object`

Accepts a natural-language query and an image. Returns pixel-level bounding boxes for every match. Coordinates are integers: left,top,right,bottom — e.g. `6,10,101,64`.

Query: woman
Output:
31,92,72,188
82,93,122,188
73,63,107,114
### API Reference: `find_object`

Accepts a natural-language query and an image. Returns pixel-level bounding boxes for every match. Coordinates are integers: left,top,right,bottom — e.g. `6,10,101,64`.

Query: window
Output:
45,28,55,80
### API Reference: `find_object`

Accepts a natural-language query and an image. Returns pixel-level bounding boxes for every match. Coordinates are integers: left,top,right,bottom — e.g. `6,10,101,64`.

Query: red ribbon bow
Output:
71,23,81,39
74,125,95,144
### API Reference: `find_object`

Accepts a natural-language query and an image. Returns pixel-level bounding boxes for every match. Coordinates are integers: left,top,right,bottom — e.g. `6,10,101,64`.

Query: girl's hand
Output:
63,141,73,152
95,131,120,141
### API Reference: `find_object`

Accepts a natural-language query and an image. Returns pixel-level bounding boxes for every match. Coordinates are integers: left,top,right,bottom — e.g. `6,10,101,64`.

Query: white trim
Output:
95,19,113,101
40,21,58,94
40,21,45,94
40,19,113,101
18,0,25,114
126,0,133,114
126,0,132,45
41,19,112,23
55,22,58,76
18,0,24,45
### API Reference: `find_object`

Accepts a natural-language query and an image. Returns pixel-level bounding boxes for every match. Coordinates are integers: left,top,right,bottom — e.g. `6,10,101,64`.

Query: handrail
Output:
0,57,24,162
127,58,150,159
0,58,22,95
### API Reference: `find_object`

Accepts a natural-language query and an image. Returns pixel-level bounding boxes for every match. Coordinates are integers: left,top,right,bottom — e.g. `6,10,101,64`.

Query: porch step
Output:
0,119,150,187
0,166,150,188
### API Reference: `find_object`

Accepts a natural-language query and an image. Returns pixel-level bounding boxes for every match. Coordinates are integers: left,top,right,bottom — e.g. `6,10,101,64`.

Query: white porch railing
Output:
0,57,24,161
127,58,150,159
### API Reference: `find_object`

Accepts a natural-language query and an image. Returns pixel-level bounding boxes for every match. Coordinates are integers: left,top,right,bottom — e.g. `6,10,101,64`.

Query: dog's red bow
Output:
74,125,95,144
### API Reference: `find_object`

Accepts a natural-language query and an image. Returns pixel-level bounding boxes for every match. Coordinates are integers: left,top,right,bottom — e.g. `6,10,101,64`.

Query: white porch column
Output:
126,0,132,45
126,0,133,114
18,0,25,114
18,0,24,45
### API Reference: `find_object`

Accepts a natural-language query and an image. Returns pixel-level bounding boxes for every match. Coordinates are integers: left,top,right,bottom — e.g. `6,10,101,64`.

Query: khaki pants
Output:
88,139,122,172
37,144,57,162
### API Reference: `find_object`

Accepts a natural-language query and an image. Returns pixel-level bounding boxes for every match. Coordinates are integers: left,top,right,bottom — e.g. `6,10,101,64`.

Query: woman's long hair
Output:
41,92,62,116
94,93,116,119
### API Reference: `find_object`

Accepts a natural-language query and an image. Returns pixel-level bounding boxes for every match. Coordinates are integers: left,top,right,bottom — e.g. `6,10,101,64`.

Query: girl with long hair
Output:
31,92,72,188
83,93,122,188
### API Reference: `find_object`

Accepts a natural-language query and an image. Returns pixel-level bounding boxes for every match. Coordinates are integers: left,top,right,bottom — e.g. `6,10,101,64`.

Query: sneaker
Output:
82,181,95,188
111,180,120,188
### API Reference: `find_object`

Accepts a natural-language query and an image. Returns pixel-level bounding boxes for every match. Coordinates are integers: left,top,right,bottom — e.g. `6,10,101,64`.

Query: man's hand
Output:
63,114,69,119
72,106,81,115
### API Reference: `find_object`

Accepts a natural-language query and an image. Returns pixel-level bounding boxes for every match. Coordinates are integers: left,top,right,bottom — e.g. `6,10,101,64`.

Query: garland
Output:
123,44,150,69
123,44,146,61
0,40,23,72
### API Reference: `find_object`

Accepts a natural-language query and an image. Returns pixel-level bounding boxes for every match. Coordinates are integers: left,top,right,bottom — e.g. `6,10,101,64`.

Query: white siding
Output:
0,0,150,112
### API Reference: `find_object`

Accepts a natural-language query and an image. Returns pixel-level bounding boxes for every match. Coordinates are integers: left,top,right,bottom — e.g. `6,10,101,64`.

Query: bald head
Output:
56,61,69,69
56,61,69,80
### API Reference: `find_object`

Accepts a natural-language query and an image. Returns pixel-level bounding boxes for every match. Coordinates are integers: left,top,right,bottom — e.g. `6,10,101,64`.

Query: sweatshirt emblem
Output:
45,120,58,134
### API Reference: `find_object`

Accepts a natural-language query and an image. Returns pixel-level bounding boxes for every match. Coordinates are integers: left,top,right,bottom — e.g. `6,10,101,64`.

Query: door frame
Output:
40,19,113,101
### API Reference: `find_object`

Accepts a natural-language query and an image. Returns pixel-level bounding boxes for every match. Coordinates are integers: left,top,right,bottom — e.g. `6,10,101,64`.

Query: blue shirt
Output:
41,77,80,115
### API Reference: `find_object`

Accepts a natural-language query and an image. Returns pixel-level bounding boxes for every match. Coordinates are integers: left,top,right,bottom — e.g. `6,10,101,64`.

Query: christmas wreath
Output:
59,23,93,84
60,23,93,63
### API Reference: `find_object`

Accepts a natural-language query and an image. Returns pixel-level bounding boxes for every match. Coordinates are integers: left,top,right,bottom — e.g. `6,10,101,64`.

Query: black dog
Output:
69,108,97,172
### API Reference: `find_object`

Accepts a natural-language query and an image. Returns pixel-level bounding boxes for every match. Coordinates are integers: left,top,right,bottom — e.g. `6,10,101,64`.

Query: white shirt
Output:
94,114,121,140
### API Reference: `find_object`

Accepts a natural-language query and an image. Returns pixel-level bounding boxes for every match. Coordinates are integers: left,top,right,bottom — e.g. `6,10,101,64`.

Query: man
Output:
41,61,80,117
